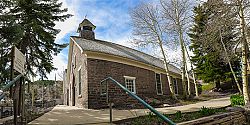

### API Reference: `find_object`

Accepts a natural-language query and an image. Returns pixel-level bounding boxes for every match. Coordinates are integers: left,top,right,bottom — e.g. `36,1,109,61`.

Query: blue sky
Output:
46,0,193,80
46,0,146,80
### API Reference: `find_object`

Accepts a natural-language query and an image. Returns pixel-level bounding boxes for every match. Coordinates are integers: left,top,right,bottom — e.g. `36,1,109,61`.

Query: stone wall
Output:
178,111,246,125
66,42,88,108
87,58,195,109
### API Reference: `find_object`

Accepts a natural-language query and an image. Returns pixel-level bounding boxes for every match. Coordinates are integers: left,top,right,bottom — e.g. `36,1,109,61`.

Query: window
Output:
155,73,163,95
78,67,82,95
100,82,107,95
171,76,178,94
124,76,136,93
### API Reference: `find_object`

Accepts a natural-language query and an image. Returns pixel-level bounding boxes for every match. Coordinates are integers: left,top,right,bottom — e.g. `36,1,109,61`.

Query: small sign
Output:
13,47,25,74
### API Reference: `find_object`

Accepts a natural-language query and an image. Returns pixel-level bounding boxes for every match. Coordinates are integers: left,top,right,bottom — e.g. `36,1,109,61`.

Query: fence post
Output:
14,99,17,125
21,78,25,124
10,46,14,99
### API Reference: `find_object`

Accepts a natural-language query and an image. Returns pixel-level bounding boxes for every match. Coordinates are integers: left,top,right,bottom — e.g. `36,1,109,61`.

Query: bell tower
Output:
77,19,96,40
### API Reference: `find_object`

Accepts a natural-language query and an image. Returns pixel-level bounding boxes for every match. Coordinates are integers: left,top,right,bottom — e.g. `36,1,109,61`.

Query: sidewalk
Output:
28,97,230,125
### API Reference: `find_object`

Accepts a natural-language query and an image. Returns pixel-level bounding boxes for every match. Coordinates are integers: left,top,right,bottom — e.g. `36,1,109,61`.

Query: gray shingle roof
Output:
72,37,181,75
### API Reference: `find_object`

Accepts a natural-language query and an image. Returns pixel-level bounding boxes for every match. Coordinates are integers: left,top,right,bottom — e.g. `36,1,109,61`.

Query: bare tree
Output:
183,42,199,97
236,0,250,104
160,0,194,98
130,2,177,99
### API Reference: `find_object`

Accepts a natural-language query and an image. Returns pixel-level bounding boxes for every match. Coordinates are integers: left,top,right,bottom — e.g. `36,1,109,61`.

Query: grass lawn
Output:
114,107,227,125
202,83,215,91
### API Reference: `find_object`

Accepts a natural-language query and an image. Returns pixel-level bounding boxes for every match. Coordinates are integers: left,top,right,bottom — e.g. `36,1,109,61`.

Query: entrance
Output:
72,75,76,106
67,89,69,105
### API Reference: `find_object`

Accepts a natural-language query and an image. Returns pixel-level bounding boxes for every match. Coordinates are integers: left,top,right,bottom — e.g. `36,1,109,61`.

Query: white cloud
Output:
44,0,81,80
54,0,81,43
47,53,68,80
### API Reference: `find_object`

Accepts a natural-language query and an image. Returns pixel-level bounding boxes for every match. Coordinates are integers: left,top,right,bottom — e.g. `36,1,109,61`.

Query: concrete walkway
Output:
28,97,230,125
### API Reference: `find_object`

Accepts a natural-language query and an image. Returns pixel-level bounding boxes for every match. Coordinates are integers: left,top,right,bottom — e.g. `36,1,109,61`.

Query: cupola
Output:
77,19,96,40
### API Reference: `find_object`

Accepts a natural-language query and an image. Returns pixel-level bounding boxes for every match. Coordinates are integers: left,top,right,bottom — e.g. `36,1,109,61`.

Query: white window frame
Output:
124,76,136,94
155,73,163,95
78,66,82,95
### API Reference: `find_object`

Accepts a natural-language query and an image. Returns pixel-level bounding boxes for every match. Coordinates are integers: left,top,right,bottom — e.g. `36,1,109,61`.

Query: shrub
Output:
175,111,182,119
230,94,245,106
199,106,215,116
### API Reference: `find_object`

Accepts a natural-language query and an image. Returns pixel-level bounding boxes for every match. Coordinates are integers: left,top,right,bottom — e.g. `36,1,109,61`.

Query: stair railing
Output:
0,73,30,100
0,72,30,125
100,77,176,125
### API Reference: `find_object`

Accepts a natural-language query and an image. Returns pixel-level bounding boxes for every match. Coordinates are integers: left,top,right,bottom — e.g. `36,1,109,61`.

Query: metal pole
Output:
105,81,112,124
109,102,112,124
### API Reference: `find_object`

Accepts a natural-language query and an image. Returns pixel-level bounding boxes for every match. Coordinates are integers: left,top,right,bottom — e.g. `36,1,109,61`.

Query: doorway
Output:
67,89,69,105
72,75,76,106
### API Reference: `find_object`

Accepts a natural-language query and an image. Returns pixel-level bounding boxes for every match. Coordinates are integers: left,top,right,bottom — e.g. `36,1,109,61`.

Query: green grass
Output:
201,83,215,91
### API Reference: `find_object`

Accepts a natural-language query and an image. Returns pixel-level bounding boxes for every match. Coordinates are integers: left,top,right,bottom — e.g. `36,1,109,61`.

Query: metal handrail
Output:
0,73,30,100
100,77,176,125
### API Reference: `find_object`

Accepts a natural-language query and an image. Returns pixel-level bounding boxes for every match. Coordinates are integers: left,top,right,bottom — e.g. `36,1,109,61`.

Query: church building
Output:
63,19,195,109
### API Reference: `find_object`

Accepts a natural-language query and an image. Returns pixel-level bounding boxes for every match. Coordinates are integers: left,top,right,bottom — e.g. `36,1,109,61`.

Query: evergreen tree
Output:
0,0,23,82
189,3,241,88
0,0,72,79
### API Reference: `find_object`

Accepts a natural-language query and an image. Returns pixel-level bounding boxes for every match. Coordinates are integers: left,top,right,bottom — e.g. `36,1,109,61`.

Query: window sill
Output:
78,95,82,98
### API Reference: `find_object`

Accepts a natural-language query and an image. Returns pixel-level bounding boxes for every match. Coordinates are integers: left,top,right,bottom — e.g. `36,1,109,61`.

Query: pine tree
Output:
189,3,241,88
0,0,23,82
0,0,72,79
189,5,210,81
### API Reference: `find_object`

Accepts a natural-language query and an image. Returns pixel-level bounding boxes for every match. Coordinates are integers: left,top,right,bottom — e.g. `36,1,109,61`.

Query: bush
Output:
230,94,245,106
175,111,182,120
199,106,216,116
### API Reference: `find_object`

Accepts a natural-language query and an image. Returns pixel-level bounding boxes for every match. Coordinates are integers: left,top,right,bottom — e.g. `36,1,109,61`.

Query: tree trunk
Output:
181,66,187,98
174,0,189,98
183,43,199,97
159,42,177,100
179,33,188,98
219,28,242,94
238,0,249,104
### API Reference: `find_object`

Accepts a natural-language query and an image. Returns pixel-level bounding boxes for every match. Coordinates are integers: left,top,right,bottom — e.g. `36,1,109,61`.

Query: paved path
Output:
28,97,230,125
